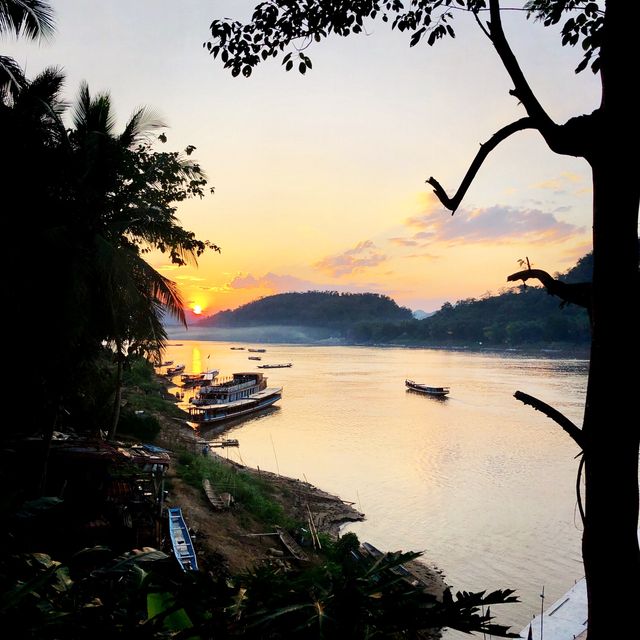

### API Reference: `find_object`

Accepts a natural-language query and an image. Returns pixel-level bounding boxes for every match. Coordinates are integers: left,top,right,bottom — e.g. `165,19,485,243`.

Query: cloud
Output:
314,240,387,276
531,171,586,195
225,270,384,295
389,237,418,247
404,204,583,245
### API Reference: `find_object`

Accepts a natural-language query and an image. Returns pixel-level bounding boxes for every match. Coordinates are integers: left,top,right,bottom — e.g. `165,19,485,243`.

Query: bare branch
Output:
488,0,556,129
472,9,491,40
514,390,584,448
507,268,591,310
427,117,536,213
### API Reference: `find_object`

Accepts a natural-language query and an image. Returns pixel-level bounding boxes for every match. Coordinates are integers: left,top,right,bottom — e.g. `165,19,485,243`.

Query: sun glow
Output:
193,304,202,315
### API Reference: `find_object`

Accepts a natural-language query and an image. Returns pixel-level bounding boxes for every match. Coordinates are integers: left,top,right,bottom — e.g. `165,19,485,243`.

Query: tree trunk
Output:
108,357,123,441
582,157,639,637
581,4,640,637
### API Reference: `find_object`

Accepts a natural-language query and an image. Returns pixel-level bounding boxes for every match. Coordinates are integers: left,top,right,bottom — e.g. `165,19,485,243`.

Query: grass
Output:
176,450,295,529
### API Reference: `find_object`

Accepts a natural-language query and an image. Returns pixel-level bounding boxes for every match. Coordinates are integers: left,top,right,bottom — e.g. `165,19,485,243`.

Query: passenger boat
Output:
188,372,282,424
167,507,198,571
405,379,450,397
166,364,186,376
257,363,292,369
180,370,219,387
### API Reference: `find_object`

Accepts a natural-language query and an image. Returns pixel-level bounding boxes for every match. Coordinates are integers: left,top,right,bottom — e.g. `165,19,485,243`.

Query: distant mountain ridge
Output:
192,253,594,347
198,291,412,329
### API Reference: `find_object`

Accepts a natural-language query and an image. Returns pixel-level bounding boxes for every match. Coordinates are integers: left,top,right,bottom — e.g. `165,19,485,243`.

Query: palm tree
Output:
66,82,217,439
1,1,55,101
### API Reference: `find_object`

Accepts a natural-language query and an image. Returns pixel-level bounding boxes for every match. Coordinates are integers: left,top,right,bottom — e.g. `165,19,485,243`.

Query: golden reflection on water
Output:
163,338,588,635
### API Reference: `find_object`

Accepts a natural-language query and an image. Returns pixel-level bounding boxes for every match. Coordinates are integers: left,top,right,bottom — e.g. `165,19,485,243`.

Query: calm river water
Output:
162,337,588,636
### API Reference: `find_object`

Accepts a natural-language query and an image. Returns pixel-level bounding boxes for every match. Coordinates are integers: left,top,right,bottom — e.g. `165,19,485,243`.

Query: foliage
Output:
205,0,603,78
176,450,294,528
2,68,217,437
0,544,519,638
116,408,161,442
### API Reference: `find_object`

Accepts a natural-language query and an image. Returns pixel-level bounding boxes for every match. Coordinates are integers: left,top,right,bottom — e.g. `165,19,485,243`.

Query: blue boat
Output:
168,507,198,571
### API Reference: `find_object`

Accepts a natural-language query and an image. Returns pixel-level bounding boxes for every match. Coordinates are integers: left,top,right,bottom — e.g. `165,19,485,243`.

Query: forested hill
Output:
346,253,593,346
194,254,594,346
198,292,413,328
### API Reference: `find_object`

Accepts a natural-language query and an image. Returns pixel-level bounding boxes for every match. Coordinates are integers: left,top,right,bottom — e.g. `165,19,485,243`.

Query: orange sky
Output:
8,1,599,314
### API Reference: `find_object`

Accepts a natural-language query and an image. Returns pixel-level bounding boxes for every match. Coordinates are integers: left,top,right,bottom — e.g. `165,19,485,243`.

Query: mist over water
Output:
163,338,588,636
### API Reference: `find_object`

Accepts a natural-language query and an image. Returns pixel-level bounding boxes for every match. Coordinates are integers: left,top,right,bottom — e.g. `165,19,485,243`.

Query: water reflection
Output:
162,339,588,634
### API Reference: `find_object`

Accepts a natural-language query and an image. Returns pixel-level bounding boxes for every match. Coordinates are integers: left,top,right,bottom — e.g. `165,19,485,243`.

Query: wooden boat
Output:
167,507,198,571
230,346,245,350
247,348,266,352
166,364,186,376
405,379,450,397
248,356,262,361
160,360,173,367
257,363,292,369
209,438,239,448
188,372,282,424
202,478,231,510
180,370,219,387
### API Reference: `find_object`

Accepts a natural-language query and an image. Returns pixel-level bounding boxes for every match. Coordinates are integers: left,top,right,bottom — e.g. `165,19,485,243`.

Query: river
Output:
162,337,588,636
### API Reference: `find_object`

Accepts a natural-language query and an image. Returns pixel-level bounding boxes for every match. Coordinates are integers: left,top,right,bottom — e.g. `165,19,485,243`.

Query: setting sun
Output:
193,304,202,315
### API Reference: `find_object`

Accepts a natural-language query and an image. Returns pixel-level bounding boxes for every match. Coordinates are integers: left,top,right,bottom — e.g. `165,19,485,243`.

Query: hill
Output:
346,253,592,346
191,254,593,347
198,291,413,329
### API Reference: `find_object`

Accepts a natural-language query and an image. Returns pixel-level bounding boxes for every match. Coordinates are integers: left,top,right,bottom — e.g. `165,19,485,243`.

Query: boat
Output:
180,370,219,387
209,438,239,448
519,578,587,639
188,372,282,424
166,364,186,376
405,379,450,397
230,346,245,350
257,363,292,369
202,478,232,510
159,360,174,367
247,348,266,352
167,507,198,571
248,356,262,361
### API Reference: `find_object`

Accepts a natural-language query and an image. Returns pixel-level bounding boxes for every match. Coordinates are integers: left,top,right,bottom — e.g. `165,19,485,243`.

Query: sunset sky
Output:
7,1,600,315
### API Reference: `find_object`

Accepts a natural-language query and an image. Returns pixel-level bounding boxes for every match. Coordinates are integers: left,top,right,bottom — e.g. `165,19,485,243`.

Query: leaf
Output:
299,62,306,74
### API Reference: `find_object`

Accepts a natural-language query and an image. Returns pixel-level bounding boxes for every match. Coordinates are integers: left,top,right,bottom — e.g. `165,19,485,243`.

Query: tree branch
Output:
486,0,587,157
507,268,591,310
427,117,536,213
488,0,555,129
514,391,584,448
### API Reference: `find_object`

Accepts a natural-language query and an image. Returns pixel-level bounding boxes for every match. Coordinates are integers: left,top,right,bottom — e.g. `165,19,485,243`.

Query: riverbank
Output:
151,389,446,596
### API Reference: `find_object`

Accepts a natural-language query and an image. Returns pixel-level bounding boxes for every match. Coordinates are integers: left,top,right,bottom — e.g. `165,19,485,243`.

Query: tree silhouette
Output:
205,1,639,637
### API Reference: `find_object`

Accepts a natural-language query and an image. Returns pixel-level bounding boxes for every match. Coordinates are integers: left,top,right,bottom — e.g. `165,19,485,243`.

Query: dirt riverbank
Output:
153,390,447,597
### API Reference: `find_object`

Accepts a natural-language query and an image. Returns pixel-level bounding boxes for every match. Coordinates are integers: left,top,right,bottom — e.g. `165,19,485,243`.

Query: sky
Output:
6,1,600,316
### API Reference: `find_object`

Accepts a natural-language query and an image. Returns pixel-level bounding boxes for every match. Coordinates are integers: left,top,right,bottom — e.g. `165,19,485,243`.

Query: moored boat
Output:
248,356,262,360
405,379,450,397
166,364,186,376
247,348,266,352
180,370,219,387
257,363,292,369
188,372,282,424
167,507,198,571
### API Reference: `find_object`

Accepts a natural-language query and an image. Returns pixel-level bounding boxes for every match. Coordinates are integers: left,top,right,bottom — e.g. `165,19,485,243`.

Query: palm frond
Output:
119,106,166,148
0,54,26,103
0,0,55,41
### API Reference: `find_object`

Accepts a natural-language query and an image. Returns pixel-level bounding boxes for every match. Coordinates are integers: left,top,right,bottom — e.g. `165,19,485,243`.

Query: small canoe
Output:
168,507,198,571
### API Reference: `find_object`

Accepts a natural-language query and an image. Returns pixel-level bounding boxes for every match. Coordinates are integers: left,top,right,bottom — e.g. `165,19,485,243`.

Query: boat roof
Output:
519,578,587,639
193,387,282,411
